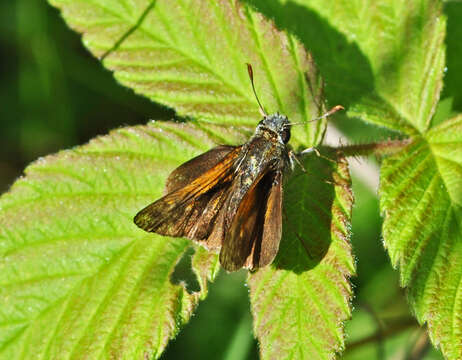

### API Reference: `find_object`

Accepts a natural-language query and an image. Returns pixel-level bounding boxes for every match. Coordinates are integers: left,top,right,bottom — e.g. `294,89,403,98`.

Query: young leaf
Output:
248,152,355,359
48,0,326,146
0,122,248,359
380,115,462,359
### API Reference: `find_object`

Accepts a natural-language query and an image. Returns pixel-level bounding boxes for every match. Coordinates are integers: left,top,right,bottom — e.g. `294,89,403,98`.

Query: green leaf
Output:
243,2,460,356
0,122,248,359
379,115,462,359
245,0,446,135
345,0,446,134
0,119,355,359
48,0,327,146
248,152,355,359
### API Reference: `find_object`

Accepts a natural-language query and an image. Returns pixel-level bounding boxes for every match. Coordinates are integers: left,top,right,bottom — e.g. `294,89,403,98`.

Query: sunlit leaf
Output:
244,1,460,356
0,122,244,359
380,115,462,359
48,0,328,146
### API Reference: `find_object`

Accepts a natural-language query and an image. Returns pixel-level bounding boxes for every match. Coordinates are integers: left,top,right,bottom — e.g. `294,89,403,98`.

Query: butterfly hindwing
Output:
219,176,265,271
219,170,284,271
253,170,283,268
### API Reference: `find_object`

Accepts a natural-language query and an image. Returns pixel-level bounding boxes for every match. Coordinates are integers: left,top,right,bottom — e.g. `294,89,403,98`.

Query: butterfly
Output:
134,64,343,272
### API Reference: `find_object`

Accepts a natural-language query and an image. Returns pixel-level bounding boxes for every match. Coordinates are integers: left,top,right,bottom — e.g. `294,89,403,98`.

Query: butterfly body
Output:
134,113,292,272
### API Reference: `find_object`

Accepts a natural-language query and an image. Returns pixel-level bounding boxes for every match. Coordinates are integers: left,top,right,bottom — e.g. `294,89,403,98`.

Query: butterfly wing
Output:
220,171,283,271
134,146,241,243
219,170,284,271
251,170,283,268
166,145,236,193
218,176,266,271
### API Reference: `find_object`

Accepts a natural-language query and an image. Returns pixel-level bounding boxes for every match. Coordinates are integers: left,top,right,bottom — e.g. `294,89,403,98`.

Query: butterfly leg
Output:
300,146,318,156
299,148,341,186
300,147,337,163
288,150,307,173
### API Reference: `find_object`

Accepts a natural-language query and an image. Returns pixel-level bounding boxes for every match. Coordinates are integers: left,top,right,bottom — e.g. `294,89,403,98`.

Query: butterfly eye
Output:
281,128,291,143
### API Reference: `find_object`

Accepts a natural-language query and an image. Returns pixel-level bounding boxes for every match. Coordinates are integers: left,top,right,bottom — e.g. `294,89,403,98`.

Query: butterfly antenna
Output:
314,105,344,121
246,63,267,117
286,105,344,127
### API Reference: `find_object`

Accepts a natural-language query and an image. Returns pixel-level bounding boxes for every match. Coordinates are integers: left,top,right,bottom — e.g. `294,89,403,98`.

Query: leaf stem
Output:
407,327,431,360
324,138,412,158
345,316,418,353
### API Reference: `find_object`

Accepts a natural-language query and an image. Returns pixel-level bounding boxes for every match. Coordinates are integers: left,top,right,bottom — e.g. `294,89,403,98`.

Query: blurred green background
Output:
1,1,461,359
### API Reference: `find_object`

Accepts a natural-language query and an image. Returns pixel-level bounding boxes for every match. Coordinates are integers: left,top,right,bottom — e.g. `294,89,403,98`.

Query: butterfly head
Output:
258,113,291,144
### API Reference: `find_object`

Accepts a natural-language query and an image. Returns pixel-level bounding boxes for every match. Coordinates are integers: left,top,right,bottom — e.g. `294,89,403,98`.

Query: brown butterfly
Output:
134,64,343,272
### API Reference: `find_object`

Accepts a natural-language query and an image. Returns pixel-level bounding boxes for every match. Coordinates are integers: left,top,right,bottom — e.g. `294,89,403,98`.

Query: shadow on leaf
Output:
243,0,375,108
275,149,352,273
170,246,202,294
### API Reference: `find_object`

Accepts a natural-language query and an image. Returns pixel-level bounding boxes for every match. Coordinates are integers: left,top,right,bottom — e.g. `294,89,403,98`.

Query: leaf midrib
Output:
295,276,326,359
426,136,462,207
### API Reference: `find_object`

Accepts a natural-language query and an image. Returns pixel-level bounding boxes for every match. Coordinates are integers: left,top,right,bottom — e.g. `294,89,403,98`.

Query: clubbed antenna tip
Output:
323,105,344,118
246,63,267,117
284,105,345,128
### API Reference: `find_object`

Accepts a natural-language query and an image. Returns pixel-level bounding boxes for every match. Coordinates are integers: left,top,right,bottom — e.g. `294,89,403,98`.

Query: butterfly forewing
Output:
166,145,237,193
188,184,231,245
134,146,241,237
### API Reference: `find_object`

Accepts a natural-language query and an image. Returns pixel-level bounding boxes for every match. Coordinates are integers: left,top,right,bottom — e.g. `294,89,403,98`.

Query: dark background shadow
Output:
442,2,462,114
0,1,174,194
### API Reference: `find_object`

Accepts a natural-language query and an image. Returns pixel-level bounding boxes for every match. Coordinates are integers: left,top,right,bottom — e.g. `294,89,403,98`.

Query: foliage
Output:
0,0,460,359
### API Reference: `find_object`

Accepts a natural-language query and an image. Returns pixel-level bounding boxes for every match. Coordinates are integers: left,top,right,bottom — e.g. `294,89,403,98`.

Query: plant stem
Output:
324,138,412,158
345,317,418,353
407,328,431,360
